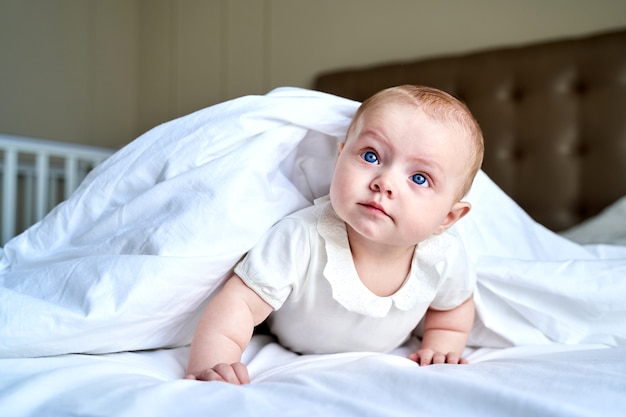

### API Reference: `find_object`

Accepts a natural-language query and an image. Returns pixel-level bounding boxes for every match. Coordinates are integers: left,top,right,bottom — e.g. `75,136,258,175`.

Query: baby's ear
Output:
434,201,471,235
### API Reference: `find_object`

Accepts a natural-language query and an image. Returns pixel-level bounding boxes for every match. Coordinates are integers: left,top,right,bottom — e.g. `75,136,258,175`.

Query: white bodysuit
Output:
235,196,475,354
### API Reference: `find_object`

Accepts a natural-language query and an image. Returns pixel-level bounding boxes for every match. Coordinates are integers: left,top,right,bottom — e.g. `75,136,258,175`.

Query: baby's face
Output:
329,100,471,248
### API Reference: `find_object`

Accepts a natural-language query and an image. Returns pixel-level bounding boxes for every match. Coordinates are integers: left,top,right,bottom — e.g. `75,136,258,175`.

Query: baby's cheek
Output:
329,175,349,200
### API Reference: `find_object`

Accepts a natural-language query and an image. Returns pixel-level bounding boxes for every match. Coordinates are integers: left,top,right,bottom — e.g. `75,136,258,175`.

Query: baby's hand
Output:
408,349,468,366
184,362,250,385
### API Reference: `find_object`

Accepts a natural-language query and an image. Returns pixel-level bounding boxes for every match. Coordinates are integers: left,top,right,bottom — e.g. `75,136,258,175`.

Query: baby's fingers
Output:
211,363,250,384
408,349,468,366
187,363,250,385
409,348,436,365
230,362,251,384
442,352,464,364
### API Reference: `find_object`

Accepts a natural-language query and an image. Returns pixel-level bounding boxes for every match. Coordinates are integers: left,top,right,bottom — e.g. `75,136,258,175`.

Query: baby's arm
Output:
185,274,273,384
408,296,475,365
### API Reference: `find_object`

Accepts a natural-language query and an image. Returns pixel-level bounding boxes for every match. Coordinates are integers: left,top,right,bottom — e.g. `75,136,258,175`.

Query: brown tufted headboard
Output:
314,29,626,231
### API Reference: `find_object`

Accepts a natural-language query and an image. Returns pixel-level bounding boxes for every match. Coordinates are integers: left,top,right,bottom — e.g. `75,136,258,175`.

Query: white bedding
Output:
1,87,625,417
560,196,626,246
2,340,625,417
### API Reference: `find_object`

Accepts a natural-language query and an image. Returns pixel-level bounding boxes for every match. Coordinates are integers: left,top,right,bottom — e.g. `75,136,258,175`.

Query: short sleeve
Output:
234,213,313,310
428,231,476,310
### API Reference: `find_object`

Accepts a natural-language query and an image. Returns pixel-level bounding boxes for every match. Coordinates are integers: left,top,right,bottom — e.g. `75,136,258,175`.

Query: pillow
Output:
559,197,626,245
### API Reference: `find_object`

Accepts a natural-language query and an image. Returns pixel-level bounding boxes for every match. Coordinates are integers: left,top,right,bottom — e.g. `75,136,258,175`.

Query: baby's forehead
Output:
355,100,476,163
355,99,418,125
357,99,460,135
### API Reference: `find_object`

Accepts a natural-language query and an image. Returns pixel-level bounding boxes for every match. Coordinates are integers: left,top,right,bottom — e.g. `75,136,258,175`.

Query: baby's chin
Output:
345,224,421,249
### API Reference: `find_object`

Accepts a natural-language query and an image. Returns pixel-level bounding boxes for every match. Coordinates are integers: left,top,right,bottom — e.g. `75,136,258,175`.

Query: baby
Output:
186,85,485,384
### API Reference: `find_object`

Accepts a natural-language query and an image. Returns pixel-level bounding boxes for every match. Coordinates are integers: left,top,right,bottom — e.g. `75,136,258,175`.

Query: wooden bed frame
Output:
314,29,626,231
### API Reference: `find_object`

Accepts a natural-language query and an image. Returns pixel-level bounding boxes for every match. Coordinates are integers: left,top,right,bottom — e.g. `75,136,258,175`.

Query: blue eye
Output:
362,151,379,164
411,173,429,187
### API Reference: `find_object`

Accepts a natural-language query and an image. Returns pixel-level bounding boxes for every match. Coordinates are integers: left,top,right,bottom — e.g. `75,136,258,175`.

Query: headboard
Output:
314,29,626,231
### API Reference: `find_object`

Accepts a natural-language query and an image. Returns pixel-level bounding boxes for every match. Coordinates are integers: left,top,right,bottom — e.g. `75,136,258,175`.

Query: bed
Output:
1,29,625,417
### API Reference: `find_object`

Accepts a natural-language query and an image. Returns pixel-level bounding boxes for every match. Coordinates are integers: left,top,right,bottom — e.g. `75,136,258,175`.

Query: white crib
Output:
0,134,115,245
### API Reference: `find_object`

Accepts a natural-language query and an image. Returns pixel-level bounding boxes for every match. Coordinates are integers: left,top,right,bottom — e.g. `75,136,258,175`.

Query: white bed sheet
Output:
2,338,625,417
2,87,626,417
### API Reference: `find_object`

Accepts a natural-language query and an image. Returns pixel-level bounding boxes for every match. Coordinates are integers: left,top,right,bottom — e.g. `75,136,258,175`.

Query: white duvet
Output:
1,87,625,358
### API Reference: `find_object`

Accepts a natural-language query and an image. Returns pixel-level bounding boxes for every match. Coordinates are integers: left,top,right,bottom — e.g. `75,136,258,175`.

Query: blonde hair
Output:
347,85,484,198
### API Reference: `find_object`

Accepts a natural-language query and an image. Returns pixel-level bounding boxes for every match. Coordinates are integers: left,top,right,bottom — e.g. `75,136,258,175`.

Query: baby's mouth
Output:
359,201,390,217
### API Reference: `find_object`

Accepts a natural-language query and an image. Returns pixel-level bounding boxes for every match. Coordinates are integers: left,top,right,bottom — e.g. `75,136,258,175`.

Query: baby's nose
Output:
370,176,394,196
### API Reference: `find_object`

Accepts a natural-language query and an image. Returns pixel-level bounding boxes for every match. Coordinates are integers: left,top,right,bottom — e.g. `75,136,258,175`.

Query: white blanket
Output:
1,87,625,359
2,339,624,417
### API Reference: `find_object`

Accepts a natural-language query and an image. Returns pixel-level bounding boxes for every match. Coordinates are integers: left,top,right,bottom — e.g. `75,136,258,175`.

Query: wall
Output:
0,0,138,148
1,0,625,149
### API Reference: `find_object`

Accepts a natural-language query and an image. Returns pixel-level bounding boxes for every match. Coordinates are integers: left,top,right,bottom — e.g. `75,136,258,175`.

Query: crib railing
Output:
0,134,115,245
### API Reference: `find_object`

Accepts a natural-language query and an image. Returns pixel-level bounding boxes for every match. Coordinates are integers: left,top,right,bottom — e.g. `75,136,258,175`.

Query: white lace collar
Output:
314,196,451,317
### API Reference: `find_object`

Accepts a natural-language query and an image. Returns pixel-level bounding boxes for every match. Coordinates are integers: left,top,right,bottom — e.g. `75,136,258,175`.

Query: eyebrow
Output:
356,126,387,143
410,154,444,182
